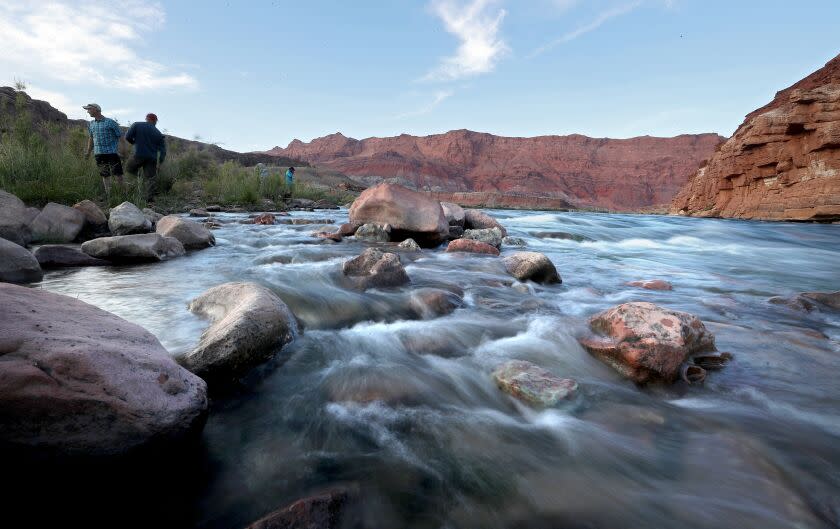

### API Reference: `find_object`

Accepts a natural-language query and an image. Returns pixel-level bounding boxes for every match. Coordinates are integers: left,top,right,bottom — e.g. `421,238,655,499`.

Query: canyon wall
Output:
670,54,840,221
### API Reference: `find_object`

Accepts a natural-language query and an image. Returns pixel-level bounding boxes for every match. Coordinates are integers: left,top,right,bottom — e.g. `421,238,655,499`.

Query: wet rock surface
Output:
503,252,561,283
492,360,578,407
181,282,300,383
0,283,207,457
580,302,717,383
342,248,410,290
33,245,110,268
445,238,500,255
156,215,216,249
0,237,43,283
81,233,185,262
109,202,152,235
349,183,449,245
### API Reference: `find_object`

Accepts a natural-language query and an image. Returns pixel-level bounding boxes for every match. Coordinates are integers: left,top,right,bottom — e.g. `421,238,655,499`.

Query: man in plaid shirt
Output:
83,103,125,193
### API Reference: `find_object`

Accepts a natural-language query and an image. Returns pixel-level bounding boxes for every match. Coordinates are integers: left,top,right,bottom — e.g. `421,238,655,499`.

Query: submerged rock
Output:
398,238,421,251
627,279,673,291
408,288,464,318
181,282,300,383
492,360,578,407
81,233,185,262
30,202,85,243
349,183,449,246
502,236,526,247
579,302,717,384
109,202,152,235
313,231,343,242
33,245,110,268
503,252,561,284
0,237,43,283
156,215,216,249
338,222,359,236
445,238,500,256
530,231,592,242
769,291,840,312
253,213,276,225
462,227,504,248
0,190,32,246
244,486,362,529
464,209,507,237
342,248,409,290
0,283,207,456
354,222,391,242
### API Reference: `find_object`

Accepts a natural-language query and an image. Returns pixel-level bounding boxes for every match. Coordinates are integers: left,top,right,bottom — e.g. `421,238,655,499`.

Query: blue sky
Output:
1,0,838,152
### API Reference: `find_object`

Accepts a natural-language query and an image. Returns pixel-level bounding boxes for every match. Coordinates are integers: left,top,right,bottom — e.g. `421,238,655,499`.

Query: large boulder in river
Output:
0,237,43,283
441,201,465,226
108,201,152,235
579,302,717,384
156,215,215,249
81,233,185,262
445,238,500,256
493,360,578,407
464,209,507,237
462,227,504,248
0,283,208,456
33,245,110,268
0,190,31,246
29,202,85,243
244,486,361,529
342,248,410,290
349,183,449,246
503,252,561,284
180,282,300,383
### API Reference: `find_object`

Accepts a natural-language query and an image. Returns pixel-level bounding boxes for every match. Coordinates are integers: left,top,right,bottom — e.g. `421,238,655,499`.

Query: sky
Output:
1,0,839,152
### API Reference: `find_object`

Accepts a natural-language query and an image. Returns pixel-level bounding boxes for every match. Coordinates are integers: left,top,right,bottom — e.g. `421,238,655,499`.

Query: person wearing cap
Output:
83,103,125,193
125,113,167,201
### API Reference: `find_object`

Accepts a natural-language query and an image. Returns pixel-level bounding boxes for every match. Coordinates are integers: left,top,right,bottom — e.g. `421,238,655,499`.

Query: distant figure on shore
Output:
83,103,124,195
285,166,296,198
125,113,166,202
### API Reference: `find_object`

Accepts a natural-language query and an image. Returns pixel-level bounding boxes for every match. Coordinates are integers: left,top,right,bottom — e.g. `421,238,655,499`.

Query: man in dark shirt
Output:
125,113,167,201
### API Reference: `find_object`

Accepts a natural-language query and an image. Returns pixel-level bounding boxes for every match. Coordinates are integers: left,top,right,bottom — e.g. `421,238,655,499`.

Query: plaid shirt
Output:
88,117,122,154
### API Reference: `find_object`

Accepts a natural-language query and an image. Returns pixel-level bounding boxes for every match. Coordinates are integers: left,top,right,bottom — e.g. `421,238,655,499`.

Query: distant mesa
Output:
265,128,724,211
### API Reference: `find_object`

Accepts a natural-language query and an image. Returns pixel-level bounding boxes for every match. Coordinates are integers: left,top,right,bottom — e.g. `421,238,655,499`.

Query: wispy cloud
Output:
423,0,509,82
394,90,454,119
0,1,197,91
530,1,642,57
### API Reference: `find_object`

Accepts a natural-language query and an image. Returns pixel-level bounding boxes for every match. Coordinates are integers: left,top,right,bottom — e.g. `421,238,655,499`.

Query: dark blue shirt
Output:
125,122,166,163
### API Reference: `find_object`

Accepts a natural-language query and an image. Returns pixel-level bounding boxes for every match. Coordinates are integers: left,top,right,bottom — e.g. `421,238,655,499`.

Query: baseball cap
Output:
146,113,158,122
82,103,101,112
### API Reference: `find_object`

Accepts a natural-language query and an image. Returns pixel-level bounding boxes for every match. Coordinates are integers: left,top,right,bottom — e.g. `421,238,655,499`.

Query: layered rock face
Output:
671,54,840,220
267,130,723,210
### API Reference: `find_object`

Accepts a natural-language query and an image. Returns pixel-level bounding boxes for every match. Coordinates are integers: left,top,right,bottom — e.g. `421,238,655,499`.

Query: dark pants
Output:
127,156,158,199
94,153,124,177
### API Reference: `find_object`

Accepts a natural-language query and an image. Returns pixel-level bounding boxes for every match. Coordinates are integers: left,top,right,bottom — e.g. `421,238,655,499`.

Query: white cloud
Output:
394,90,454,119
531,1,642,56
0,1,197,91
423,0,509,82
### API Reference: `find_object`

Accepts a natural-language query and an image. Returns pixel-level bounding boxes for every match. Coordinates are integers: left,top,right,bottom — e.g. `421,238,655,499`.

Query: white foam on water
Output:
503,213,559,224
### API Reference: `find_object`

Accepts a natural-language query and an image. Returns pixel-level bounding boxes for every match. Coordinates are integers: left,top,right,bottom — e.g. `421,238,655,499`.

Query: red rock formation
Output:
267,130,723,211
671,54,840,221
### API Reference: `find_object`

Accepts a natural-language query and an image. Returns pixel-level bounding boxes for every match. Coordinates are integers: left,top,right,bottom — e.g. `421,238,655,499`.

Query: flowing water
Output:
35,209,840,528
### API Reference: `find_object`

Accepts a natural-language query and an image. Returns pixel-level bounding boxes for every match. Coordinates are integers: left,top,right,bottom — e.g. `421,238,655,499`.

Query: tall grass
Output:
1,90,355,210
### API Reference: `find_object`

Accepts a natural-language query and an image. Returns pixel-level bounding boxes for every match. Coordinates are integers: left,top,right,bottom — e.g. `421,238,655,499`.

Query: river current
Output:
37,209,840,528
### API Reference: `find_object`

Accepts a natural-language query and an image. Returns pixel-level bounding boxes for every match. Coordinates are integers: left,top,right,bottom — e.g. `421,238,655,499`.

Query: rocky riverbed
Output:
2,190,840,528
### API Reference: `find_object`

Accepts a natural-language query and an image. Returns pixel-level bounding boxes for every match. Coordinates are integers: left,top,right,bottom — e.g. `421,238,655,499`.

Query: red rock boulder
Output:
445,238,500,256
349,183,449,246
626,279,673,291
579,302,716,383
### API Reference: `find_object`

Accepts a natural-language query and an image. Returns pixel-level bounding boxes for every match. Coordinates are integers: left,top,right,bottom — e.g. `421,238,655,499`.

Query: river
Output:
36,209,840,528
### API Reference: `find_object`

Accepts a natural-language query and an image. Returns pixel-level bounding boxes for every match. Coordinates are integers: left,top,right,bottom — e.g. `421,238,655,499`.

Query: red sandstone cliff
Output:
266,130,723,211
670,54,840,221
